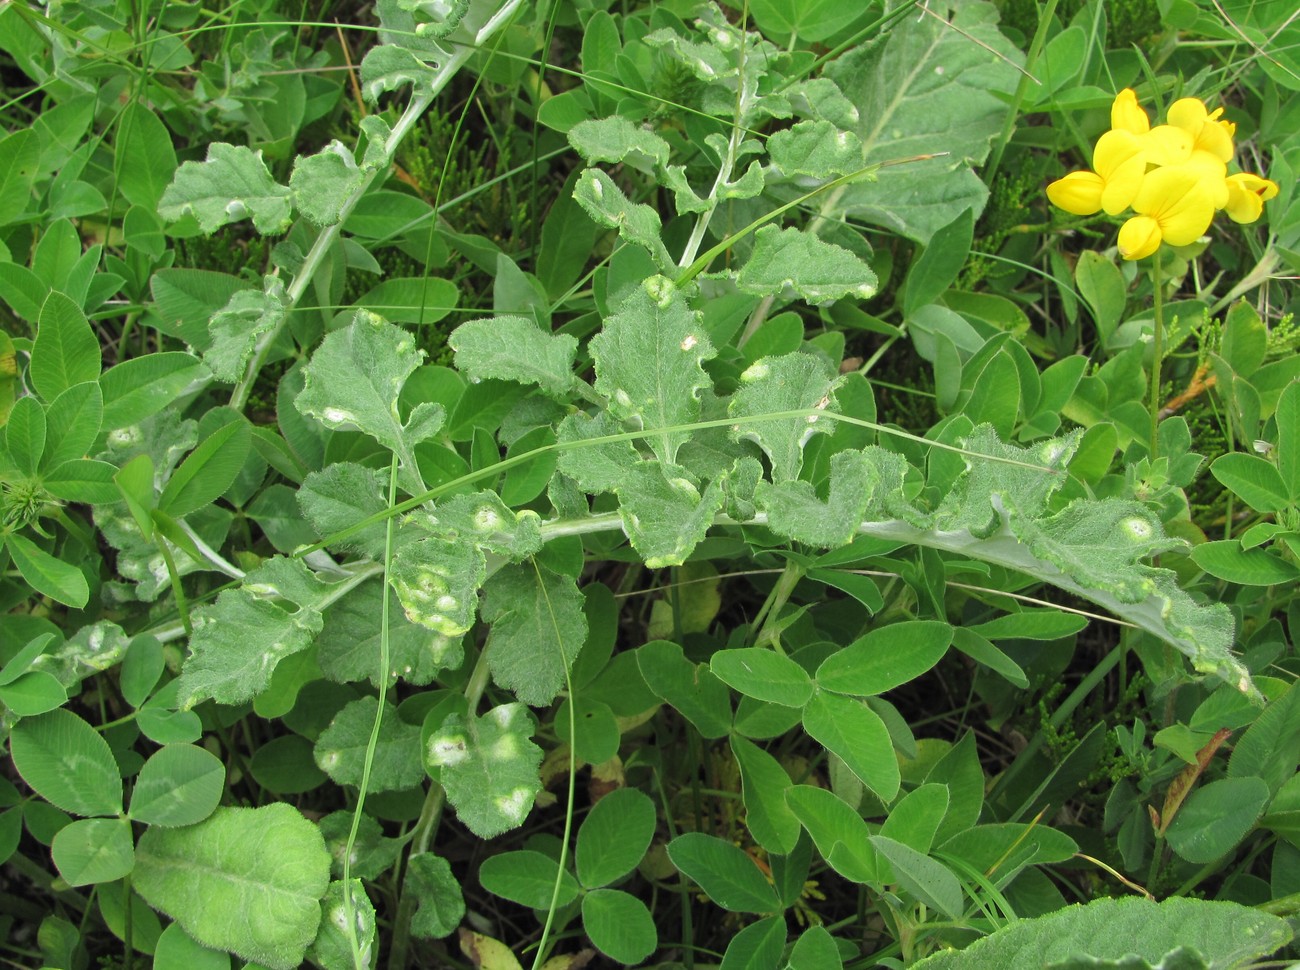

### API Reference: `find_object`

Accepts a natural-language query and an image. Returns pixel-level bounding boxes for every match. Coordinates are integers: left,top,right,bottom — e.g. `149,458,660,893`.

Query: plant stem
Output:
1148,253,1165,459
227,0,526,412
387,646,492,970
984,0,1057,183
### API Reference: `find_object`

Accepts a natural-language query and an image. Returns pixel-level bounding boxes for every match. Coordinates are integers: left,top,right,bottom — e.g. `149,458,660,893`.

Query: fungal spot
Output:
436,594,457,611
428,735,468,766
681,334,698,351
741,362,770,382
495,787,532,823
473,507,503,531
1121,517,1153,540
590,177,604,200
490,705,516,728
322,407,356,425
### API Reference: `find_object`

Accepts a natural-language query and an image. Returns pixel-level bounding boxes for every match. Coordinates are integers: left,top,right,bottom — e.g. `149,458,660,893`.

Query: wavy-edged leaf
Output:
425,702,543,838
573,169,673,270
158,143,293,234
449,316,578,398
177,557,329,708
729,352,841,483
736,225,877,304
481,562,586,707
589,282,715,465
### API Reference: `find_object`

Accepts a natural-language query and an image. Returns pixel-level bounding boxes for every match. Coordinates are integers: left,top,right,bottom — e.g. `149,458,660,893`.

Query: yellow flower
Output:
1047,129,1148,216
1224,173,1280,224
1167,97,1236,163
1111,88,1150,134
1117,166,1217,260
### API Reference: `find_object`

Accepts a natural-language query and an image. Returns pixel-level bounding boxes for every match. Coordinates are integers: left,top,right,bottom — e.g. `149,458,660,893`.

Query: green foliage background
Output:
1,0,1299,968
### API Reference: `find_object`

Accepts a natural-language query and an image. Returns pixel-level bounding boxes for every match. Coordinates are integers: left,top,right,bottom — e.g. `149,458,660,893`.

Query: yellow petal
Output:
1224,182,1264,224
1185,150,1229,208
1167,97,1210,132
1133,166,1215,246
1100,155,1146,215
1111,88,1150,134
1195,120,1234,162
1093,129,1145,178
1166,97,1234,162
1141,125,1193,166
1047,171,1105,215
1118,214,1162,260
1224,173,1280,223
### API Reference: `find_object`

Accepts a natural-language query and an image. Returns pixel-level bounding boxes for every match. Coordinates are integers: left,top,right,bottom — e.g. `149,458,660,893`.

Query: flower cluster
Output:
1047,89,1278,260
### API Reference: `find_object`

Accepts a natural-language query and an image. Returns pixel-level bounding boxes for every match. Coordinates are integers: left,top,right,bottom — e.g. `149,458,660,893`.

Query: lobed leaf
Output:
158,143,293,234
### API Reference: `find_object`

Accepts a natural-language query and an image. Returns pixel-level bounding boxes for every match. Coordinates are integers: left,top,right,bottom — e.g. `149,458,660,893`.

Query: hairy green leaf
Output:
736,225,877,304
133,804,331,970
481,562,586,707
425,703,543,838
448,316,579,398
158,143,293,234
729,353,841,482
589,282,715,465
177,557,329,708
315,696,425,793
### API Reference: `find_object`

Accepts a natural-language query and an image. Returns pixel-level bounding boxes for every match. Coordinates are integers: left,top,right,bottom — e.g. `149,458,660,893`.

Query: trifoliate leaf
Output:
205,277,287,383
298,461,389,558
728,352,841,482
317,580,462,687
568,116,671,169
134,804,330,970
359,45,439,100
448,316,579,399
426,703,543,838
736,225,877,304
178,557,329,708
481,563,587,707
315,696,425,793
158,143,293,234
769,120,865,178
308,880,375,970
405,853,465,939
616,462,727,567
573,169,674,270
391,533,485,637
757,448,878,547
589,282,715,466
290,142,367,227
